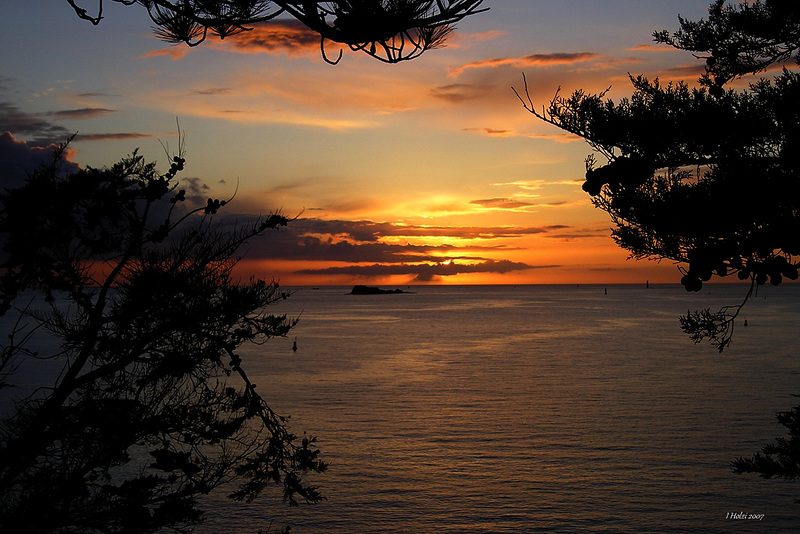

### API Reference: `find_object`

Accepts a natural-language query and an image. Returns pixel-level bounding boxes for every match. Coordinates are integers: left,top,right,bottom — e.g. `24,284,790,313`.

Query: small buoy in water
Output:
292,338,298,351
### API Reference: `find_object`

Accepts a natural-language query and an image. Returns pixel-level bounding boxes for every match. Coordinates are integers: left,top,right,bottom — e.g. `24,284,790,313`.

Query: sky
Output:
0,0,716,286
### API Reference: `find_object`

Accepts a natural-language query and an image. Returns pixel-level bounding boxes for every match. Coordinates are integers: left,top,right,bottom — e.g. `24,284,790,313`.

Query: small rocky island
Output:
349,285,409,295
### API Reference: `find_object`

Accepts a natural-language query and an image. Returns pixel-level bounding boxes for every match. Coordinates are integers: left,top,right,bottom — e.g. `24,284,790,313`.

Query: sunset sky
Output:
1,0,715,286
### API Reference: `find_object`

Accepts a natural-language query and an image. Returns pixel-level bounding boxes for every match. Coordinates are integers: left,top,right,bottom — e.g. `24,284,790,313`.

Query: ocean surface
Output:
197,283,800,533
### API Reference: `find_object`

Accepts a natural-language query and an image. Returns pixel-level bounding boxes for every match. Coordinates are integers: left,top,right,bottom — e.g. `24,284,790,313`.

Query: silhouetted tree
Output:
65,0,488,63
732,397,800,497
0,135,326,533
516,0,800,351
653,0,800,93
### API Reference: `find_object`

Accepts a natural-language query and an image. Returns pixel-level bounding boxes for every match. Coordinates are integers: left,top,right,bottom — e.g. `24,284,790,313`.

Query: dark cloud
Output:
462,127,512,136
429,84,488,103
192,88,232,96
290,218,562,242
0,131,80,189
0,100,152,146
470,197,535,210
237,221,467,263
547,226,612,241
73,132,156,142
75,92,118,98
47,108,117,120
297,239,453,263
209,217,572,282
450,52,600,77
297,259,553,283
0,102,73,146
463,127,581,143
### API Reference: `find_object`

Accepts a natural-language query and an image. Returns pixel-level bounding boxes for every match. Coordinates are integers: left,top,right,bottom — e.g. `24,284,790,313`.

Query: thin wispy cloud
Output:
470,197,536,211
429,84,489,103
0,100,152,146
46,108,117,120
447,30,507,48
546,224,614,241
73,132,156,142
75,92,118,99
290,218,567,243
462,127,513,137
161,94,378,129
494,179,582,191
449,52,600,77
0,101,72,145
192,87,232,96
159,67,421,128
463,127,581,142
140,47,189,61
628,44,676,52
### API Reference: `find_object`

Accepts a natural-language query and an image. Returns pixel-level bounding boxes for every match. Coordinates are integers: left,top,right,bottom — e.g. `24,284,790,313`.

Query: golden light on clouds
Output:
1,1,714,286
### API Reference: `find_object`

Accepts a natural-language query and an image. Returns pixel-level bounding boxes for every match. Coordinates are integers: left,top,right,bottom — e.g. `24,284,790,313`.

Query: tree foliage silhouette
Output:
0,136,326,533
732,397,800,497
1,2,495,531
516,0,800,352
65,0,488,63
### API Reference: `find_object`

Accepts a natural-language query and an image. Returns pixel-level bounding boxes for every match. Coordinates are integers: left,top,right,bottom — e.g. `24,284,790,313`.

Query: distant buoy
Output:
604,287,607,295
292,338,298,352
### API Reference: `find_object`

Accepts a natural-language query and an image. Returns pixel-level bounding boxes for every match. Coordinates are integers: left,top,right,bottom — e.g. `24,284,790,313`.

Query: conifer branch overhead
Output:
65,0,488,63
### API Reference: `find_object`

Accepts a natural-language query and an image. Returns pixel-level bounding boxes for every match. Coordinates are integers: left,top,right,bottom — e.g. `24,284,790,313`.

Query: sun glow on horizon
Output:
0,1,713,289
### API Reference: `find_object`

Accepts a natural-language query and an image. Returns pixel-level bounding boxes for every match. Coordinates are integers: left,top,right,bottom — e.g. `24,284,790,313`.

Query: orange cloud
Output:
449,52,600,77
463,127,581,142
215,20,321,56
628,44,676,52
447,30,507,48
140,47,188,61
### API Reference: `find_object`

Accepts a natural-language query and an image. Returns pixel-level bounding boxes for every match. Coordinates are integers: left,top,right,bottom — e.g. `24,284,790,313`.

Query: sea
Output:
197,283,800,533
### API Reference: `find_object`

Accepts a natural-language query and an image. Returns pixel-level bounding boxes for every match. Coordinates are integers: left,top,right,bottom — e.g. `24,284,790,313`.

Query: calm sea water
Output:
198,283,800,533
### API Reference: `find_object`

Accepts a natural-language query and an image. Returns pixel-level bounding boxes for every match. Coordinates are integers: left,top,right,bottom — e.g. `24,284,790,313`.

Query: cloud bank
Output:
0,100,151,146
211,216,576,282
297,259,548,283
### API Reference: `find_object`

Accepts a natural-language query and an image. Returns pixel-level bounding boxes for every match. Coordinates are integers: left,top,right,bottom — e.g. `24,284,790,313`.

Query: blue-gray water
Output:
198,283,800,533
